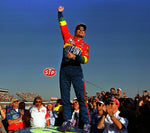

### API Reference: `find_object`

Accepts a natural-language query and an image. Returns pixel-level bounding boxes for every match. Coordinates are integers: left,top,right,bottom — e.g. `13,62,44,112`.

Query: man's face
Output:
107,101,118,112
35,99,42,107
73,100,79,110
75,26,86,38
117,89,122,95
47,104,53,111
92,99,97,105
12,99,19,108
97,103,103,111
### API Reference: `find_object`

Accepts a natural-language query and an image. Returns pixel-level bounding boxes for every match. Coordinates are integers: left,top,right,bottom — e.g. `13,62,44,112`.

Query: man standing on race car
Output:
57,6,90,133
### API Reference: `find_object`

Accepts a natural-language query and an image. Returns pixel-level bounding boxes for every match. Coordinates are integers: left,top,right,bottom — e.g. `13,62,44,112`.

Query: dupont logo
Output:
43,68,56,77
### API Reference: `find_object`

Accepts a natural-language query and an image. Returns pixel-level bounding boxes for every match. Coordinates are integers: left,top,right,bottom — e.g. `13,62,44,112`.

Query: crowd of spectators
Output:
0,93,13,102
0,88,150,133
0,92,47,102
16,92,47,102
87,88,150,133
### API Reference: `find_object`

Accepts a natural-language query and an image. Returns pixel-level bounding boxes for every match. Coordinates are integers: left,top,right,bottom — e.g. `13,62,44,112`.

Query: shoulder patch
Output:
68,38,73,43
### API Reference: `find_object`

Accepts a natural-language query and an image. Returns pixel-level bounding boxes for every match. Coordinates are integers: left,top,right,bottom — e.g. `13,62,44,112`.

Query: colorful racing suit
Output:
58,11,90,124
6,108,24,132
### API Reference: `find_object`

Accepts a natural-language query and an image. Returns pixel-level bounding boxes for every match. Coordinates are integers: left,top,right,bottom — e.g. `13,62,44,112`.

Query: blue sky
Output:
0,0,150,100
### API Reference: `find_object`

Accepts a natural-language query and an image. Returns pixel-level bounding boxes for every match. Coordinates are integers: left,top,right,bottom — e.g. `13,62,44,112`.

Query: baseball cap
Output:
111,98,120,107
75,24,86,31
117,88,122,91
98,101,104,105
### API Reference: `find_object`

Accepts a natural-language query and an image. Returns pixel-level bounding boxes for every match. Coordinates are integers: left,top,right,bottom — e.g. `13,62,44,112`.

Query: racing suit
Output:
6,108,24,132
58,11,90,124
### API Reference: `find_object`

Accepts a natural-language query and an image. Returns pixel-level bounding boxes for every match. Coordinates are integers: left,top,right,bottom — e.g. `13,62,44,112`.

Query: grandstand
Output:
0,88,14,102
16,92,47,102
0,88,47,102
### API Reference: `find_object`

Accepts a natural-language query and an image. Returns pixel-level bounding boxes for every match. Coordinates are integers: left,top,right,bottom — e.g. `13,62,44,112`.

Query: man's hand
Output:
67,51,76,59
102,105,107,116
106,105,114,116
58,6,64,12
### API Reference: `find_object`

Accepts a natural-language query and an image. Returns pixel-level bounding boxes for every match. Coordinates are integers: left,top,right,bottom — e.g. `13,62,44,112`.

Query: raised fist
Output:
58,6,64,12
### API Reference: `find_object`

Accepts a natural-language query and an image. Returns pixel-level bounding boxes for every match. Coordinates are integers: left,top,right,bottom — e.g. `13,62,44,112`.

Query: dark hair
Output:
19,102,25,109
75,24,86,31
57,99,62,105
33,96,42,105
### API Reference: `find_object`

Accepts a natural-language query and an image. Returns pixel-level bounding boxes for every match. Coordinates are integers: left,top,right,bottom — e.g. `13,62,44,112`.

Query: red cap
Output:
111,98,120,107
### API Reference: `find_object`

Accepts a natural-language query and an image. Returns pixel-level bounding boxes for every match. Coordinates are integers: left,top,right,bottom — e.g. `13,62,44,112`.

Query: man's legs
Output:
59,67,72,121
58,67,73,131
59,66,90,132
71,67,90,124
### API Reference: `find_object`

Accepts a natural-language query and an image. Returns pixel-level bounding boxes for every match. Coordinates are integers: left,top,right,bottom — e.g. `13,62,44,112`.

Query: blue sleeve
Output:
58,12,63,18
6,109,12,120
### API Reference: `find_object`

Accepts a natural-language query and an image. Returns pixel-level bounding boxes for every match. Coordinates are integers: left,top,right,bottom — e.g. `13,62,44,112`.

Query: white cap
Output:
117,88,122,91
98,101,104,105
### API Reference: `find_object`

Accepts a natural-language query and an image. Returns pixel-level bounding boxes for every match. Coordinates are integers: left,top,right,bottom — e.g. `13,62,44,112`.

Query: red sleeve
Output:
45,110,50,120
58,12,72,43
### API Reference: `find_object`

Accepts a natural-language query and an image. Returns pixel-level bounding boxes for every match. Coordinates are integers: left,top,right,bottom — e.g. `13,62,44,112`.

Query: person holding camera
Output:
97,98,128,133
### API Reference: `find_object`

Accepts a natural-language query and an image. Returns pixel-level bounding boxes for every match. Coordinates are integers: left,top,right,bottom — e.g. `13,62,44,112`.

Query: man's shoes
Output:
57,121,72,132
82,122,90,133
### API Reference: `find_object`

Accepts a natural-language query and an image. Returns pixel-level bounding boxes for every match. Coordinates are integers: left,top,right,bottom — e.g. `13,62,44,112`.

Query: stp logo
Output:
43,68,56,77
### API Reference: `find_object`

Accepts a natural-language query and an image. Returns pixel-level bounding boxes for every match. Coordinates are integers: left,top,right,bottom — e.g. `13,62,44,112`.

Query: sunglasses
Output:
35,101,41,103
93,100,97,102
96,103,102,106
107,103,115,105
76,27,85,31
13,100,19,103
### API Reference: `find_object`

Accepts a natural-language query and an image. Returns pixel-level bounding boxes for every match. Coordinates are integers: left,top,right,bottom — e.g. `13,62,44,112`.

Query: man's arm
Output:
0,121,2,128
97,115,106,129
46,119,50,127
109,115,123,129
97,105,106,129
45,110,50,127
0,106,5,119
107,106,123,129
80,45,89,64
7,110,24,125
58,6,71,42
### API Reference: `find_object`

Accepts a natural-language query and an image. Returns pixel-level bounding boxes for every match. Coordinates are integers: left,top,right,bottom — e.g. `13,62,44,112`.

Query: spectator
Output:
71,99,80,129
54,99,64,126
30,96,50,128
0,119,6,133
117,88,125,99
0,106,6,133
0,106,6,120
19,102,30,128
96,92,103,101
138,91,150,133
6,99,24,132
89,98,98,117
101,91,106,96
47,103,58,127
1,105,8,132
110,88,116,95
97,98,128,133
90,101,104,133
